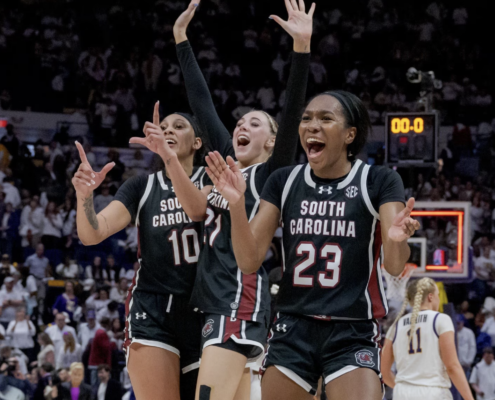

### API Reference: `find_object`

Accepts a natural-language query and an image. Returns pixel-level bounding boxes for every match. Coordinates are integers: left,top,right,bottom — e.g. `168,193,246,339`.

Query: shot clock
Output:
385,112,438,165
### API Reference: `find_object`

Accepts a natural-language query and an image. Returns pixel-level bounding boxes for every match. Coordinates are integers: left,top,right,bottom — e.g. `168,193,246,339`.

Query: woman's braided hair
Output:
392,277,437,345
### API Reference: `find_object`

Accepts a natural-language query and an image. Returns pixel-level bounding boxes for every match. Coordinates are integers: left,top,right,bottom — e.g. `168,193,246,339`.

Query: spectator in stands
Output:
24,244,50,282
6,307,36,362
57,367,69,383
109,278,127,304
52,281,78,322
33,362,55,400
0,277,25,329
34,333,55,368
0,125,19,159
105,255,121,283
0,254,15,286
77,310,100,352
96,364,121,400
84,257,109,284
45,313,77,360
481,309,495,347
19,197,44,248
93,185,113,214
41,201,63,249
457,315,477,375
56,256,79,279
470,347,495,400
59,199,76,248
17,266,37,321
109,319,124,350
0,202,19,258
473,246,495,300
61,362,93,400
56,332,82,370
96,301,119,323
88,318,113,388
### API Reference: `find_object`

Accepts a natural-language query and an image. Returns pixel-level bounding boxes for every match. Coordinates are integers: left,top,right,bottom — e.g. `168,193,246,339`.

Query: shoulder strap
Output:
136,174,155,226
281,165,305,217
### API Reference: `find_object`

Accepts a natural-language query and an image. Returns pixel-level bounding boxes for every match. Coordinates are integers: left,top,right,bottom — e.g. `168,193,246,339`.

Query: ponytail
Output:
406,277,437,348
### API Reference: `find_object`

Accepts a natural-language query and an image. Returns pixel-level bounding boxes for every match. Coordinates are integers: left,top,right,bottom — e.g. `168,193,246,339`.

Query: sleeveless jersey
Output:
190,163,271,323
272,160,388,319
389,310,455,388
115,167,205,296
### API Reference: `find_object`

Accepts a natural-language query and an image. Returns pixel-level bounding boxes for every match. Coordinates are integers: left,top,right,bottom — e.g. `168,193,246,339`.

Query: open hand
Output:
270,0,315,52
388,198,421,242
72,142,115,198
174,0,200,43
205,151,246,205
129,101,176,162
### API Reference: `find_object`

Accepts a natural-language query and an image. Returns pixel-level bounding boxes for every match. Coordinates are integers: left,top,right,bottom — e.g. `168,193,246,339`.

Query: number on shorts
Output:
293,242,342,288
168,228,200,265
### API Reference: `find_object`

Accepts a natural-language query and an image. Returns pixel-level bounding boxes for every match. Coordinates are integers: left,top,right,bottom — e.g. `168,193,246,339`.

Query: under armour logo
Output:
276,324,287,332
318,186,332,195
135,313,147,320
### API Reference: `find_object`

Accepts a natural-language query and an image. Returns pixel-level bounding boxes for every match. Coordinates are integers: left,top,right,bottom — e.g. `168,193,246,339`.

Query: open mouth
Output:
166,138,177,145
237,134,251,147
306,137,326,157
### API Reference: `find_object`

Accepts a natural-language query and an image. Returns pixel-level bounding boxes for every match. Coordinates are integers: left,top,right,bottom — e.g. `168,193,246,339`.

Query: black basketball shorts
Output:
201,313,268,363
124,290,202,374
262,313,381,395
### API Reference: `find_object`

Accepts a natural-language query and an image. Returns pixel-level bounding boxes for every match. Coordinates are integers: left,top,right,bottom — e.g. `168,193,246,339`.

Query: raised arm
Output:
130,102,211,221
72,142,131,245
205,152,279,274
173,1,234,158
381,198,420,276
266,0,314,174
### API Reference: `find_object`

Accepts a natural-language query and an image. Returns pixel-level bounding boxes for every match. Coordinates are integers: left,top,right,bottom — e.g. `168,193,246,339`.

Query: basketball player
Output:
203,90,421,400
381,278,474,400
72,102,229,400
160,1,314,399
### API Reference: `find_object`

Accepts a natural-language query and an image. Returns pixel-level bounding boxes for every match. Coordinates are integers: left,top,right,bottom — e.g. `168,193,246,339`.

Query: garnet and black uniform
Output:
116,167,206,382
260,160,405,393
176,40,310,361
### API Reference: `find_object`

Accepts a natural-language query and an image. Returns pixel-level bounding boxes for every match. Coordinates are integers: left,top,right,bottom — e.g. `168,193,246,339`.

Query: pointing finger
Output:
75,141,89,165
129,137,148,146
153,101,160,126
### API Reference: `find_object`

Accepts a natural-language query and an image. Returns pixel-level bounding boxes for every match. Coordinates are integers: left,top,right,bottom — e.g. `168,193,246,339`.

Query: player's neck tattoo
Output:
83,195,99,230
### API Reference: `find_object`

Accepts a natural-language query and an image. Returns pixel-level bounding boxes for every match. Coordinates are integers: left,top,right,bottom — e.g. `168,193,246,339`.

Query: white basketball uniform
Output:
386,310,455,400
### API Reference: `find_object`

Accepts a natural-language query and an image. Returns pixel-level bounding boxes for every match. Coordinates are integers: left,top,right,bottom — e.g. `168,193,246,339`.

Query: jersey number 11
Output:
408,328,422,354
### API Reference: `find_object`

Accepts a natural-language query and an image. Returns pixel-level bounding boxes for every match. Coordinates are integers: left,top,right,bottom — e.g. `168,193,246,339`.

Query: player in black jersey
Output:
165,1,314,399
71,101,228,400
204,90,421,400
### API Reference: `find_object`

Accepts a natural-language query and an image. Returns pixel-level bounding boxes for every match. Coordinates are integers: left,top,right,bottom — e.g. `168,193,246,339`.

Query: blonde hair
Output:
258,111,279,135
64,332,76,353
392,278,437,345
70,362,84,373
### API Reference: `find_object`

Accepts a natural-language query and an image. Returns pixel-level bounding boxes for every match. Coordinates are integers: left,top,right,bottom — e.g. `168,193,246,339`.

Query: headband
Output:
173,112,202,138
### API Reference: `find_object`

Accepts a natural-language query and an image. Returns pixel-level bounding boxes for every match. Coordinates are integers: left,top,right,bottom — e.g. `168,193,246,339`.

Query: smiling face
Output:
159,114,202,161
299,95,356,174
233,111,275,167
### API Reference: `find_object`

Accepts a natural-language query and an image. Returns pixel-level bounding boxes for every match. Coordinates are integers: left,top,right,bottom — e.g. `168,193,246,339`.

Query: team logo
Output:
230,302,239,310
355,350,375,367
135,312,147,320
276,324,287,333
202,319,215,337
318,186,333,195
242,173,249,181
345,186,359,199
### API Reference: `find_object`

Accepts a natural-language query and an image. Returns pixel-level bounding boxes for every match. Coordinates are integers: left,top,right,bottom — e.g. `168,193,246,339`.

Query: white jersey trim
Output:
361,165,380,220
157,171,169,190
136,174,155,226
248,164,260,222
182,361,200,374
190,166,204,182
281,165,304,215
232,269,243,319
303,164,316,188
365,218,377,319
337,159,362,190
131,338,180,357
252,274,262,322
203,315,225,349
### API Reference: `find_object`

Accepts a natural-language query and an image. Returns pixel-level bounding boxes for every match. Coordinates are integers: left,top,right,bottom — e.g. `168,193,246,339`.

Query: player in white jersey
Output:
381,278,474,400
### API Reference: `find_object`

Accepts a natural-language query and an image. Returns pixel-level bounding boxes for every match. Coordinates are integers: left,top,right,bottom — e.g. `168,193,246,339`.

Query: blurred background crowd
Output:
0,0,495,398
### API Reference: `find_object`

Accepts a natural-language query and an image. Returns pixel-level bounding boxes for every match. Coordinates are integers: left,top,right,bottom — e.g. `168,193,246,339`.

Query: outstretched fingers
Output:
75,141,89,165
100,162,116,176
209,151,228,173
298,0,306,12
308,2,316,18
153,101,160,126
290,0,299,12
129,137,148,146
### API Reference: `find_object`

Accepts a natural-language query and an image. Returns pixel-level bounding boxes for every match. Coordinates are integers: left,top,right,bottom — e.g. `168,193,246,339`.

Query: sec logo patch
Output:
345,186,359,199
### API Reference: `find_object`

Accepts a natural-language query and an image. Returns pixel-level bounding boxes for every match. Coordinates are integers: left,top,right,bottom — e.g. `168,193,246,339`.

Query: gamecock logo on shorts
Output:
202,319,215,337
355,350,375,367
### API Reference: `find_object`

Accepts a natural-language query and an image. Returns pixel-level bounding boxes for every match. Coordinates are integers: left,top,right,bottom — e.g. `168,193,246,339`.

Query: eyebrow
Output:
304,109,337,115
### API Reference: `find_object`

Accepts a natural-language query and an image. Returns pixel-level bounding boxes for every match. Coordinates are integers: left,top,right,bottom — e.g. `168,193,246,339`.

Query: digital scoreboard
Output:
385,112,438,165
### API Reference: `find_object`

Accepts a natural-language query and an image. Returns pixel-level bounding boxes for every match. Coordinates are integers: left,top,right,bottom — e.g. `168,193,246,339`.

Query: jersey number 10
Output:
168,229,201,265
293,242,343,288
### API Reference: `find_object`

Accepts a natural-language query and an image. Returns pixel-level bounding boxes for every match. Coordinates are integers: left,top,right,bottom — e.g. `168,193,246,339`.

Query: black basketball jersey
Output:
114,167,206,296
190,163,271,323
262,160,405,320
